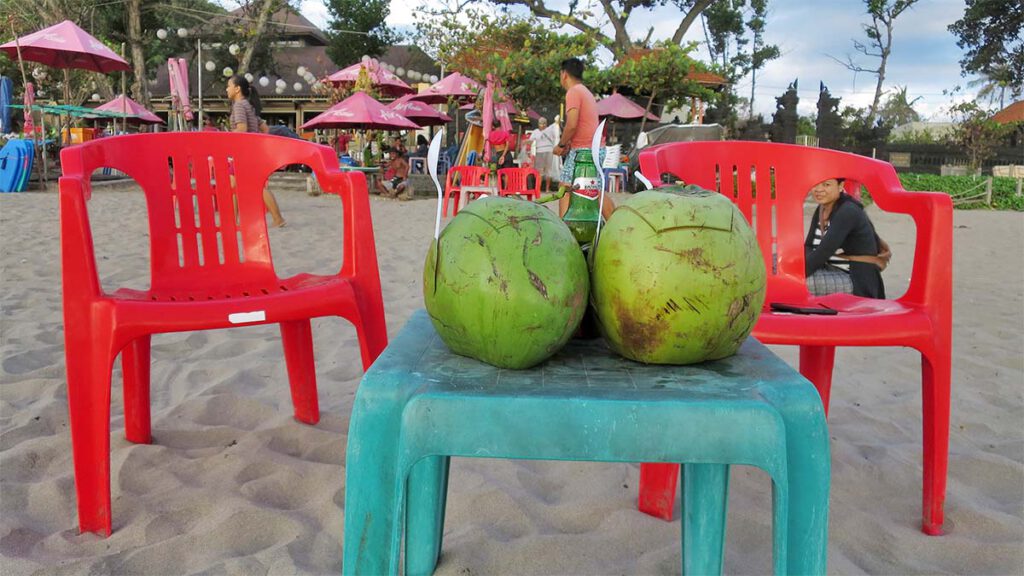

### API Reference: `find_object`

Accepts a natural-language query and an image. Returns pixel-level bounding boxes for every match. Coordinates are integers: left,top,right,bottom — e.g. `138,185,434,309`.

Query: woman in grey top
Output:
226,75,286,228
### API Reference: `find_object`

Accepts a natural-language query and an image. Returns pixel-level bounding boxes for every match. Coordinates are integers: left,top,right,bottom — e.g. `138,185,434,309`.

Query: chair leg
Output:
920,344,951,535
121,335,152,444
66,336,116,536
798,345,836,416
681,464,729,576
638,462,679,520
280,320,319,425
353,307,389,372
405,456,451,576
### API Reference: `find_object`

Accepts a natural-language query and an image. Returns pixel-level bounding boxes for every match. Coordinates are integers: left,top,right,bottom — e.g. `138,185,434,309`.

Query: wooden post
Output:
1016,178,1022,197
985,177,992,207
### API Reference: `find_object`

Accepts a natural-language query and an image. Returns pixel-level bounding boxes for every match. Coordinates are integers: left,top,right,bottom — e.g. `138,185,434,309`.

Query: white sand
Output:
1,184,1021,575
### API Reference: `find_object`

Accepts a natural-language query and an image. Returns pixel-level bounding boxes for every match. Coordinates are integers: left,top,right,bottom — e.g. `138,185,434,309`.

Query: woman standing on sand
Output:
226,75,286,228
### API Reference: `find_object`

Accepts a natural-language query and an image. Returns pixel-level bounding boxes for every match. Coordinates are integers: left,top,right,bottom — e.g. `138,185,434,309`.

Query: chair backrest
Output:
603,144,622,169
446,165,490,190
638,141,904,302
497,167,539,195
60,133,344,295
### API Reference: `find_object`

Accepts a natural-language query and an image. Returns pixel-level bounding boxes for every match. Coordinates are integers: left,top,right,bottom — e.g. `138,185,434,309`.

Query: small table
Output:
343,310,830,575
458,184,498,210
340,165,380,189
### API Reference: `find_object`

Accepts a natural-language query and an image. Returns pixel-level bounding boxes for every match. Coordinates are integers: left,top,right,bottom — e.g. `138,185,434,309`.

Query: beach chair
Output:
442,165,490,217
496,167,541,201
59,132,388,536
636,141,953,535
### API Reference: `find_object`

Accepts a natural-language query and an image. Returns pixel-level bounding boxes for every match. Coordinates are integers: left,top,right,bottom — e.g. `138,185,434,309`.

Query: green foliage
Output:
948,0,1023,100
877,86,921,128
324,0,399,67
588,42,714,114
947,101,1015,170
422,12,598,109
899,173,1024,211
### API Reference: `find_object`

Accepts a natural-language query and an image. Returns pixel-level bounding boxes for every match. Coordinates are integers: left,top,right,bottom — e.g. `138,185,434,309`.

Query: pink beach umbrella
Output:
302,91,419,131
167,58,193,123
0,20,129,74
326,62,414,97
387,95,452,128
410,72,481,104
93,95,164,125
596,93,660,122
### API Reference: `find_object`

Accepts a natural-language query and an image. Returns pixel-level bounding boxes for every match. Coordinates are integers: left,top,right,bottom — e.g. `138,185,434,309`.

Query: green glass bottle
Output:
562,149,601,245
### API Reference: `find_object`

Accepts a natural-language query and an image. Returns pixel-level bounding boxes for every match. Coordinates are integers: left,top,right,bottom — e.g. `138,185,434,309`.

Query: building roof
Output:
992,101,1024,124
203,6,328,46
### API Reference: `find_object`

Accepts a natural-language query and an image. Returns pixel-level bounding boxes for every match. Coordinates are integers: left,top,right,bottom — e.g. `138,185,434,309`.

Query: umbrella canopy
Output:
326,62,414,97
388,95,452,127
411,72,481,104
596,93,659,122
302,91,420,131
93,95,164,125
0,20,129,73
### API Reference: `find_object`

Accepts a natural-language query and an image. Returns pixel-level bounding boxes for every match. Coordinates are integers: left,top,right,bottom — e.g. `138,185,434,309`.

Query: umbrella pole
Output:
121,43,127,133
8,16,45,188
63,68,71,146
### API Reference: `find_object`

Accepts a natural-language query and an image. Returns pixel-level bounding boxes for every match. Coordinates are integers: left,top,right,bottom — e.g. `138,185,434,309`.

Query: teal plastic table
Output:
343,310,829,575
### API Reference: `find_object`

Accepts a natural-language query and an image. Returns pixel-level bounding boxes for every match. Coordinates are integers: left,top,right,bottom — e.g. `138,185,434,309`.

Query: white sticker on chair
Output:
228,311,266,324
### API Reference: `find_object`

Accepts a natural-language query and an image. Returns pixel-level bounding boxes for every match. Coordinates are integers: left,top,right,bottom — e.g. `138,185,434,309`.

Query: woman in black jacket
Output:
805,178,890,299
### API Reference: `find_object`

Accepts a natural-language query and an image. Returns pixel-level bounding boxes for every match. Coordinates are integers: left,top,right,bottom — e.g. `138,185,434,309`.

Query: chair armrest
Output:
59,175,104,301
874,187,953,309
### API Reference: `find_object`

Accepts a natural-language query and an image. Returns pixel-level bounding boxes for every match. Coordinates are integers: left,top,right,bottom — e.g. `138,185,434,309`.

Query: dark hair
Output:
417,134,428,146
560,58,584,81
228,74,262,116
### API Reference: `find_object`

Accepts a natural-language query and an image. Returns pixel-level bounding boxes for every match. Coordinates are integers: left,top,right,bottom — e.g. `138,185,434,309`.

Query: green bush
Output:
898,173,1023,211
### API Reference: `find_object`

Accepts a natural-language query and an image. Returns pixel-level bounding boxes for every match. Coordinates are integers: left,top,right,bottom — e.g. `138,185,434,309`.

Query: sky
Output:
291,0,983,121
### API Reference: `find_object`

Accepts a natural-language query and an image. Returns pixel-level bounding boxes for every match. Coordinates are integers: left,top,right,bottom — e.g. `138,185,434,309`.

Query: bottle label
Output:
572,176,600,199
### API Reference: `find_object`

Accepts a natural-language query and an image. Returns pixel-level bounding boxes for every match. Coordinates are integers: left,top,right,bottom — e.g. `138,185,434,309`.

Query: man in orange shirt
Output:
553,57,614,222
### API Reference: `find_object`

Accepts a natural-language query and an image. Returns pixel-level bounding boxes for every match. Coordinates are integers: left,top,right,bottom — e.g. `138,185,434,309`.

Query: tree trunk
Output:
639,89,657,134
126,0,148,108
238,0,278,75
866,19,893,127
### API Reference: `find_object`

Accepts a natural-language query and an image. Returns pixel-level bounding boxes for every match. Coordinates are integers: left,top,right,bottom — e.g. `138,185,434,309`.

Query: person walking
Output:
226,75,286,228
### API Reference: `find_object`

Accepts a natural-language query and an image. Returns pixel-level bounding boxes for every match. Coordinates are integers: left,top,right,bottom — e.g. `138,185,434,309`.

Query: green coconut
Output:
424,197,589,369
591,186,766,364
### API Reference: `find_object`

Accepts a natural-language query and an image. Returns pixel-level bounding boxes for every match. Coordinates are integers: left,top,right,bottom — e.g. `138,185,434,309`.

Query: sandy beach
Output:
1,183,1021,575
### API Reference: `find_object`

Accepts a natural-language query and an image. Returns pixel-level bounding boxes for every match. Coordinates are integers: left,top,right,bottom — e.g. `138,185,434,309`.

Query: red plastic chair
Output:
496,167,541,201
636,141,952,536
442,165,490,217
59,133,388,536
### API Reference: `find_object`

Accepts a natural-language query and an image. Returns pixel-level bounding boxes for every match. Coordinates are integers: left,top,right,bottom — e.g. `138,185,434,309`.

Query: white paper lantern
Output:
223,67,233,77
275,86,284,94
228,43,240,56
259,76,270,87
293,82,302,91
430,75,439,83
177,28,189,38
276,78,286,88
156,29,168,40
205,61,216,72
304,73,316,83
395,67,405,77
91,93,100,101
297,66,307,76
361,55,370,64
244,73,254,82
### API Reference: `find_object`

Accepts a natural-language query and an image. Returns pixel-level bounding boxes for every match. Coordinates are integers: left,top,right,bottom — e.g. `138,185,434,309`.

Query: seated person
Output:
373,151,411,199
805,177,891,299
413,134,429,158
391,136,408,158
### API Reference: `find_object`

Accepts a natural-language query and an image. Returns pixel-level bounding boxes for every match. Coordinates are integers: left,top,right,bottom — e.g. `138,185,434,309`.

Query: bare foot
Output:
271,220,287,228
